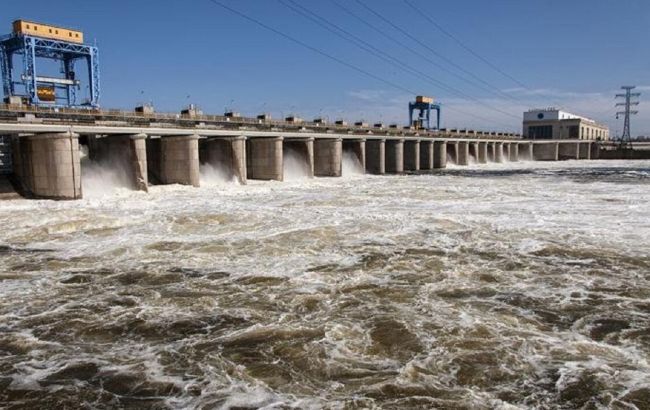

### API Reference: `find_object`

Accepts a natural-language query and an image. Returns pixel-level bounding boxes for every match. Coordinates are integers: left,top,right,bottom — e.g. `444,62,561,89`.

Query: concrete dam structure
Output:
0,119,598,200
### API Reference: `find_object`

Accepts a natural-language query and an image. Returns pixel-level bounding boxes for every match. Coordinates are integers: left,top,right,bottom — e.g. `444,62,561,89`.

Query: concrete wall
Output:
284,138,314,178
201,136,247,184
469,142,480,163
533,142,559,161
578,142,591,160
366,139,385,174
12,132,81,199
518,142,533,160
314,138,342,177
447,141,458,164
419,140,434,170
153,135,200,186
503,143,512,161
404,140,420,171
494,142,504,162
456,141,469,165
385,139,404,174
433,141,447,168
558,142,579,160
246,137,284,181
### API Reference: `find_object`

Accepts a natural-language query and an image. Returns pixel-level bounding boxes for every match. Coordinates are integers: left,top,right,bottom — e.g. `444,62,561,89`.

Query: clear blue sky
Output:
2,0,649,135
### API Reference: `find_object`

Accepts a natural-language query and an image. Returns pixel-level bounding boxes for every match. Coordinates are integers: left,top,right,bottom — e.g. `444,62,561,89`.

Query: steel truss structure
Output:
0,34,99,108
409,100,441,130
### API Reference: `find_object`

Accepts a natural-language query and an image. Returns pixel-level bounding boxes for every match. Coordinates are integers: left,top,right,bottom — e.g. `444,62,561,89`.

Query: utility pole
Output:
615,86,640,149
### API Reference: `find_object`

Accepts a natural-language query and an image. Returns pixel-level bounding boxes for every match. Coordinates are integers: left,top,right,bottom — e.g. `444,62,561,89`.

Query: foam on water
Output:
0,159,649,408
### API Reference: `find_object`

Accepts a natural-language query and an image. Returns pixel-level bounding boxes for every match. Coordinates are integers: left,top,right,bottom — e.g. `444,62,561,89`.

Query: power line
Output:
206,0,516,130
278,0,519,121
404,0,528,90
353,0,522,104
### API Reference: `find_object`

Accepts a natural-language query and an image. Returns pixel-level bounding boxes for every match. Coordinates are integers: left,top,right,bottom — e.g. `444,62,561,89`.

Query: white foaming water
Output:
0,159,649,408
341,151,364,175
200,163,237,186
283,149,310,181
80,146,134,198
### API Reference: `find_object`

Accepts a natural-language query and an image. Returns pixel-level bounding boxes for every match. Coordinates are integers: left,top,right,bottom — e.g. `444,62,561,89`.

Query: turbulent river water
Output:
0,159,649,409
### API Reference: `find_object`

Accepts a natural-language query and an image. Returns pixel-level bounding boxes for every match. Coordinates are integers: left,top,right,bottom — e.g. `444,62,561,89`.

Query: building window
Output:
69,32,72,37
75,33,79,38
529,125,553,139
34,26,38,30
55,30,59,34
26,24,30,29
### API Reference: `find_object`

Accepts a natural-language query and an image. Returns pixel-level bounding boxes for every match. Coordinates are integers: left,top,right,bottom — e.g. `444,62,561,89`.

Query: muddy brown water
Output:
0,160,649,409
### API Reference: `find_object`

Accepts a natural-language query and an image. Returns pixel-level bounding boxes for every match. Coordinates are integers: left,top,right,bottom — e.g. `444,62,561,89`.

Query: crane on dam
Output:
408,95,441,130
0,20,100,109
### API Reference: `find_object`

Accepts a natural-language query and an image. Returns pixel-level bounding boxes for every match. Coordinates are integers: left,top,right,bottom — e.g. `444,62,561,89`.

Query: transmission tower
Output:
615,86,640,149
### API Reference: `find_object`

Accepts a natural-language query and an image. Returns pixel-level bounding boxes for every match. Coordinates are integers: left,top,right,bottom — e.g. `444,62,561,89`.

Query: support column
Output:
478,142,488,164
419,139,434,170
128,134,148,190
590,142,600,160
365,139,385,174
433,141,447,169
508,142,519,162
579,142,592,160
518,142,533,160
533,142,559,161
314,138,342,177
246,136,284,181
14,132,81,199
456,141,469,165
159,135,200,186
385,139,404,174
403,140,420,171
494,142,504,163
202,136,247,184
558,142,579,160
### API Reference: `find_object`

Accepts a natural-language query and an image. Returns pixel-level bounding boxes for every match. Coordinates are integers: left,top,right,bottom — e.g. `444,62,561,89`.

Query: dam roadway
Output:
0,108,601,200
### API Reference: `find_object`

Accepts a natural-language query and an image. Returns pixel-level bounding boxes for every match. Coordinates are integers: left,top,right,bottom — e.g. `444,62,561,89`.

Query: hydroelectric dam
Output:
0,106,604,200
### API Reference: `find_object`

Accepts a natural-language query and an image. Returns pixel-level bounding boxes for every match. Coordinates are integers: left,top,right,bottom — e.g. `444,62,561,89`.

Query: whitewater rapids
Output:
0,160,649,409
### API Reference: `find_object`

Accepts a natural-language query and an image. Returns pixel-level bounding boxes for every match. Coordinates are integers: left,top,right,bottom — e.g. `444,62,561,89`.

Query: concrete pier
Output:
478,142,488,164
419,140,434,170
148,135,200,186
494,142,504,163
558,142,579,160
487,142,495,162
533,142,559,161
87,134,148,191
12,132,81,199
578,142,591,160
385,139,404,174
313,138,342,177
433,141,447,169
518,142,533,160
509,143,519,162
201,136,247,184
246,136,284,181
456,141,470,165
365,139,385,174
342,139,365,173
403,140,420,172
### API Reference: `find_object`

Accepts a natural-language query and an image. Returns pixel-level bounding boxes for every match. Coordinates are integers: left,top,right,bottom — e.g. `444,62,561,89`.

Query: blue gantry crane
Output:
408,95,441,130
0,20,99,108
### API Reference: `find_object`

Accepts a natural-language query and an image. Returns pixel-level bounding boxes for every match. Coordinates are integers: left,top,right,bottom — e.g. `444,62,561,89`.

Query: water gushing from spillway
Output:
283,148,310,181
199,163,237,186
80,145,134,198
0,160,649,409
342,151,364,175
